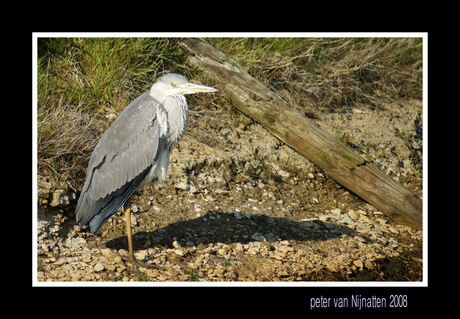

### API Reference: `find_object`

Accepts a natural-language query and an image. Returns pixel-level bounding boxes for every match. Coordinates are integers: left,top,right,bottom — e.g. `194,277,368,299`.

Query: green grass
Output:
182,268,200,281
38,38,186,114
37,258,45,271
335,127,355,147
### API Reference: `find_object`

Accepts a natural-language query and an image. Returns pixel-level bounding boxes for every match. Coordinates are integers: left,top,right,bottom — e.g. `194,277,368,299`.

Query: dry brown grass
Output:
209,38,422,113
37,99,104,188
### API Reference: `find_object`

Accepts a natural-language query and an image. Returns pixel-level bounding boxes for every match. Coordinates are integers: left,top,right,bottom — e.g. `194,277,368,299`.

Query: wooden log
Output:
179,38,422,230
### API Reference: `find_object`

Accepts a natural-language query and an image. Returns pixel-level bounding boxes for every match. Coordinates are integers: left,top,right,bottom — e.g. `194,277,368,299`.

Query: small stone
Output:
358,214,370,223
62,264,74,273
146,269,160,278
66,237,87,251
71,273,81,281
105,264,115,271
364,260,374,269
106,113,117,121
94,262,105,272
353,260,363,269
130,204,139,213
130,214,137,226
50,189,69,207
234,211,243,219
277,245,294,253
325,262,337,272
178,274,191,281
172,240,181,249
99,256,109,264
189,185,197,194
135,251,147,261
347,209,359,221
81,252,92,263
55,257,67,265
174,249,185,257
217,248,227,256
251,233,266,241
101,248,112,257
277,169,290,178
388,226,399,235
118,249,128,257
175,182,189,191
330,208,342,216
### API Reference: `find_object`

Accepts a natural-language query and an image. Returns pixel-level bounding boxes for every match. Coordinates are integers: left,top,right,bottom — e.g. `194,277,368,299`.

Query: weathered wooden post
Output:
179,38,422,230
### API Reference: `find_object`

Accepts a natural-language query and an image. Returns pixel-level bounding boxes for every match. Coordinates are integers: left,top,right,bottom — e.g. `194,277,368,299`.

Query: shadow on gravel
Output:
105,210,367,251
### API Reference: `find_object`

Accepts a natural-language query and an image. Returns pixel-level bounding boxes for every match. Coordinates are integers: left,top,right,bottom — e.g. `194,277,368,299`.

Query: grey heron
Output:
75,73,218,269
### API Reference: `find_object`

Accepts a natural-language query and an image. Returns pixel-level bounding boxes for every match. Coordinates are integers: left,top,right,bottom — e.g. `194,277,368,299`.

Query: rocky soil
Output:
36,95,423,283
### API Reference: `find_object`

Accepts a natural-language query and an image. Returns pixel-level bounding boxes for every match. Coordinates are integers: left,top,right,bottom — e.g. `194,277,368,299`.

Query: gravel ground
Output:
36,96,423,283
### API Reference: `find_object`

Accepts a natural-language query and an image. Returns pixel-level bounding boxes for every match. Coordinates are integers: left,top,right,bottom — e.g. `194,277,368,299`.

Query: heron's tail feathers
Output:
75,165,152,234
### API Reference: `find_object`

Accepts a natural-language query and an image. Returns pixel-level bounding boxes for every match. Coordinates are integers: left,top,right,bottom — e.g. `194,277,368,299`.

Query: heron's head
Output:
150,73,218,103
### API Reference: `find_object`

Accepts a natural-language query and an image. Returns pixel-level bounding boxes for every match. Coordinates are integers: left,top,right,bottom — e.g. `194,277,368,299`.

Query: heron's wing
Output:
86,92,164,199
75,92,166,230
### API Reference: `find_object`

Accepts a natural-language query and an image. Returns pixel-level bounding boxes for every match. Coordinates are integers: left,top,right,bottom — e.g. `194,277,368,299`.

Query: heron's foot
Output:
122,255,166,271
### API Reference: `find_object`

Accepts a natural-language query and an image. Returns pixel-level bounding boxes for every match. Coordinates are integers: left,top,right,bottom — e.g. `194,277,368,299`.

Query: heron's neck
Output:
149,86,168,104
163,95,189,144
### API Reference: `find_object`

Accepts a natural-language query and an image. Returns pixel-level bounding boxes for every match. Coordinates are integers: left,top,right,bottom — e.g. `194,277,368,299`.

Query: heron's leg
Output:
123,207,166,271
124,208,135,263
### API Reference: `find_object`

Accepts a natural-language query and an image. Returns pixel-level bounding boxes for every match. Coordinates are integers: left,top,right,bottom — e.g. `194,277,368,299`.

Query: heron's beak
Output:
180,82,218,95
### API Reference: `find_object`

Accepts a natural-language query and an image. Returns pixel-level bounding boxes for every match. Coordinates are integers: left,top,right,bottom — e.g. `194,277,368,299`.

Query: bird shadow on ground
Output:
104,210,369,251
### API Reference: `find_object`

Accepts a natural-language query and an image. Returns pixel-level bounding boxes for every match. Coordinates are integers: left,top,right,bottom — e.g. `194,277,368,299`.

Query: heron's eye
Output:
171,83,177,88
